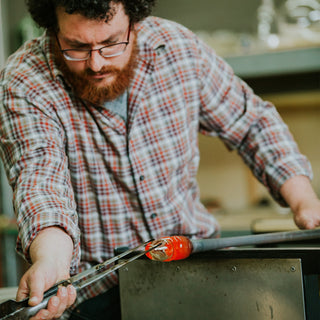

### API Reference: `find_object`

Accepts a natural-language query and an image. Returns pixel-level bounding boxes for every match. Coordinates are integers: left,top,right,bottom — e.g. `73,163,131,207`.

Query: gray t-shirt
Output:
104,91,128,121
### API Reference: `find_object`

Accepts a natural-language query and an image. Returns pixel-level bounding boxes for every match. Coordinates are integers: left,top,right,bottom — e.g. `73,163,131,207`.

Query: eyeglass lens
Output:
64,43,128,60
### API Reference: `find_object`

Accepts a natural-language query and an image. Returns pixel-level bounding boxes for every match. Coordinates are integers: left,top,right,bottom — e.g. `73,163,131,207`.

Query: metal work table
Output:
119,248,320,320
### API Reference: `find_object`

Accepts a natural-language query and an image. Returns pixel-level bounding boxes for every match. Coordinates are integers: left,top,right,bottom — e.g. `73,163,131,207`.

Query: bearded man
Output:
1,1,320,319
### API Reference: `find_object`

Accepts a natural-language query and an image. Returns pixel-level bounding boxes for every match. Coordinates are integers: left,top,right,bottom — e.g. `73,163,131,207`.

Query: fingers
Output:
17,268,76,320
294,215,310,230
30,285,77,320
52,285,77,318
16,272,45,305
28,280,46,307
294,206,320,230
16,243,75,320
296,216,320,230
16,278,30,302
67,285,77,307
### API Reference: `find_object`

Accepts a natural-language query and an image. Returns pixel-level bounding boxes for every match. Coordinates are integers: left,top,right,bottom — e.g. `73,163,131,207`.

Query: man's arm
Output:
16,227,77,320
280,175,320,229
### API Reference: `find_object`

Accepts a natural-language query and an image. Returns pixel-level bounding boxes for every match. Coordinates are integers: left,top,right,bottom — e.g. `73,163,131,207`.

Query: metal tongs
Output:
0,240,161,320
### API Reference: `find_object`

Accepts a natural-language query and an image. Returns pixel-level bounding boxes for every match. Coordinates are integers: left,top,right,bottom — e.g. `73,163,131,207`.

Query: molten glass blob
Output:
145,236,193,262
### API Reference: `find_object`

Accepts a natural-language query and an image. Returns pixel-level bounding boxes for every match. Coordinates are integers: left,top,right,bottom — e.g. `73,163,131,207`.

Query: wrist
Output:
280,175,317,213
30,227,73,272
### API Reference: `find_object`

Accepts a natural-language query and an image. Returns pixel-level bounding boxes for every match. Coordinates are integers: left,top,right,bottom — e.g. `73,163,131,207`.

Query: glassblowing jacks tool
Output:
0,240,162,320
145,228,320,262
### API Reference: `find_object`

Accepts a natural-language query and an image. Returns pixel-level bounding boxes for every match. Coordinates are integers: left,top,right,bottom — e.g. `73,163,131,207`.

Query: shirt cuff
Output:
265,155,313,207
16,212,81,274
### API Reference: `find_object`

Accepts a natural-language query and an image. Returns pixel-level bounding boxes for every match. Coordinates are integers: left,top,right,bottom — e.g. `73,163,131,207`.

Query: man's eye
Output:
67,43,90,49
105,39,119,45
73,46,90,50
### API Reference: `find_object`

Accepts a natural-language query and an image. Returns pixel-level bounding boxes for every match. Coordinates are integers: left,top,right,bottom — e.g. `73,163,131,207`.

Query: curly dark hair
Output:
25,0,156,31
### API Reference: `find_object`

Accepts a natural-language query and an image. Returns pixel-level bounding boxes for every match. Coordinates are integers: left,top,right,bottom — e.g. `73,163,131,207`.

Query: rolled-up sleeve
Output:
197,39,312,205
0,86,80,273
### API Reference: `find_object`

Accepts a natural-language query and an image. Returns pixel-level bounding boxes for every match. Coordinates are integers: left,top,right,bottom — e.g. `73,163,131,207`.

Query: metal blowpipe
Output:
145,228,320,262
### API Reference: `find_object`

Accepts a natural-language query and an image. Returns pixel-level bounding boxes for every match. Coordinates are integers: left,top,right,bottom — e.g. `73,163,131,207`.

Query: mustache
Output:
84,66,120,77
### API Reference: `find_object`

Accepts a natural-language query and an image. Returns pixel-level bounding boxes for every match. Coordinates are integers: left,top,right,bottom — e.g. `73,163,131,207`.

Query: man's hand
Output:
280,175,320,229
16,227,77,320
292,197,320,230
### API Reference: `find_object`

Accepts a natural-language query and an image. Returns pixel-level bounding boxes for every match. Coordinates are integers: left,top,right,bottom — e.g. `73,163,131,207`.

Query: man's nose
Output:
86,50,108,73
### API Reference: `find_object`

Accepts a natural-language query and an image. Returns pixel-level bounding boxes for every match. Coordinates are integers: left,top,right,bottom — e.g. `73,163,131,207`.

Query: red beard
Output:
53,37,138,105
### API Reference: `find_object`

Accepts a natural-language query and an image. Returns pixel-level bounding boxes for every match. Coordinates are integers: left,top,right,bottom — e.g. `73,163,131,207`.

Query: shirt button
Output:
139,175,145,181
150,213,158,219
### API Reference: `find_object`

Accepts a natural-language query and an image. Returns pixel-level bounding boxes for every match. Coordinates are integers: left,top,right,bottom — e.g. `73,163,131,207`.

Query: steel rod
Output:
191,228,320,253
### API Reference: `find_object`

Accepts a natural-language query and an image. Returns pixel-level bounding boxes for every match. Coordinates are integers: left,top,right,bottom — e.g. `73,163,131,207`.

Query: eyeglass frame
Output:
55,23,131,61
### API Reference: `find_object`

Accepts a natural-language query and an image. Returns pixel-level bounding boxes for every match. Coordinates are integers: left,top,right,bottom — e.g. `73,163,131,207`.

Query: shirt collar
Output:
135,17,167,63
38,31,67,83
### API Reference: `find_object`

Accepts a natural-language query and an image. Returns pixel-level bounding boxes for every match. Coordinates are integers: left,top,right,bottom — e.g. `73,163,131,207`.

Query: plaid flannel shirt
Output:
0,17,312,307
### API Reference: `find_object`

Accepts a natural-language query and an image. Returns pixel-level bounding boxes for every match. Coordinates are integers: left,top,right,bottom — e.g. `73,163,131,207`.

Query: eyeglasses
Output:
56,24,131,61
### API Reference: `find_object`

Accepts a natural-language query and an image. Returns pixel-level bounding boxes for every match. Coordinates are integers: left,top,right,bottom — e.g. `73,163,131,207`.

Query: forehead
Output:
56,3,129,41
